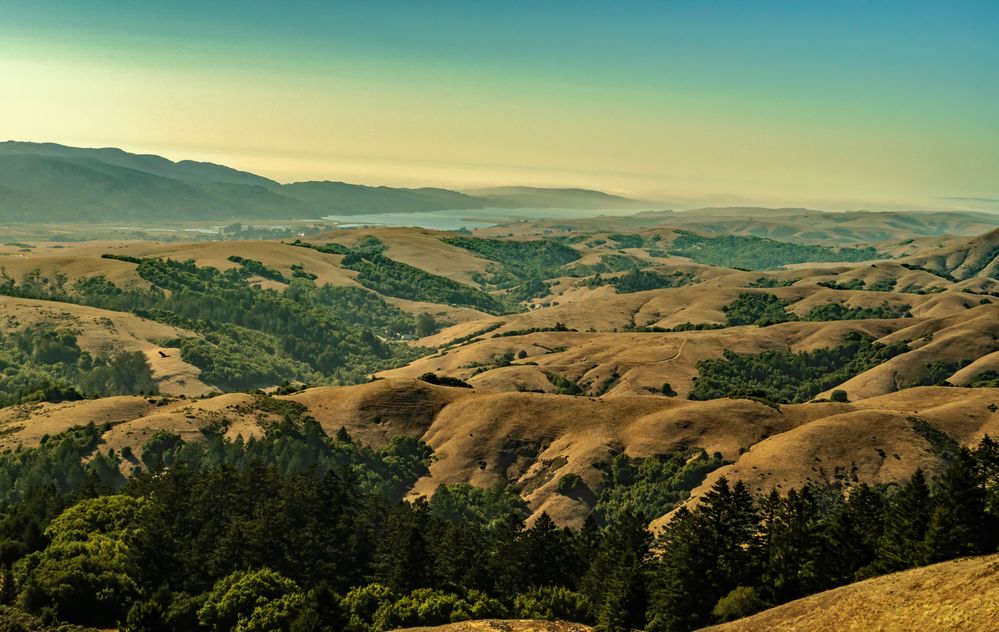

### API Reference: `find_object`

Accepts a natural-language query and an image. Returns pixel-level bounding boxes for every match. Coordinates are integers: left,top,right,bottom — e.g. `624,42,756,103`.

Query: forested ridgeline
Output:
0,258,425,394
0,403,996,632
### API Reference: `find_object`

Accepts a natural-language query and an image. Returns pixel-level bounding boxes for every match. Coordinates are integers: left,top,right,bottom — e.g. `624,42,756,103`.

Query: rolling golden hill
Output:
2,221,998,529
702,553,999,632
2,378,994,528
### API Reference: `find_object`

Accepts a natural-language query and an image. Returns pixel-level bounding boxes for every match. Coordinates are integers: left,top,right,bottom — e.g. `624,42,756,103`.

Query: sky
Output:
1,0,998,210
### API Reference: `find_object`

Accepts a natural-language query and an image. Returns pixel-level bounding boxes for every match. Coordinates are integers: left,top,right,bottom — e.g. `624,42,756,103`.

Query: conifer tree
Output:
875,469,932,572
583,511,649,631
923,449,987,562
646,508,709,632
647,478,759,631
825,483,884,582
763,485,828,601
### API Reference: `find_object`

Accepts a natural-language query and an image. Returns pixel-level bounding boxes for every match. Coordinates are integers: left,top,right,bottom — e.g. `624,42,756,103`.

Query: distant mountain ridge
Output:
0,141,648,222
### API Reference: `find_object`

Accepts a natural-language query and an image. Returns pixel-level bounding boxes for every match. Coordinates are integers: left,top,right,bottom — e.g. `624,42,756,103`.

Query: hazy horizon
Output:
2,1,998,212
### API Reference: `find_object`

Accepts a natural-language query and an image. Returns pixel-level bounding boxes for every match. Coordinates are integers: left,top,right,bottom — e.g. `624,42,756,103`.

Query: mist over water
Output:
322,206,648,230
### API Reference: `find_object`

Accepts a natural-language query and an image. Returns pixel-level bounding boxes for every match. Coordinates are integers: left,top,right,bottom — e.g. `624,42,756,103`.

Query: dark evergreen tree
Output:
647,478,759,631
371,500,432,593
646,508,709,632
762,486,828,602
523,513,580,588
582,511,649,631
875,469,932,572
923,449,987,562
825,484,884,582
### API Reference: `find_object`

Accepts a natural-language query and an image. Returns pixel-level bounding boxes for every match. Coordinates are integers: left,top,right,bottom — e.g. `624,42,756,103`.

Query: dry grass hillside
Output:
651,385,999,530
395,620,590,632
702,553,999,632
3,378,995,528
380,322,890,399
382,301,999,402
0,294,213,396
2,221,999,530
478,209,999,246
899,227,999,280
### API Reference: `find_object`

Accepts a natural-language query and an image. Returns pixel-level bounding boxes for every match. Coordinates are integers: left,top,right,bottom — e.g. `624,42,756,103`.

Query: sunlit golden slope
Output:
702,554,999,632
899,227,999,280
396,620,590,632
4,379,995,528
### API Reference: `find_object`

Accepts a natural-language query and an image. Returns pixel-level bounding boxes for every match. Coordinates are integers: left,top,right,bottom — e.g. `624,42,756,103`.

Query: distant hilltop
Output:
0,141,649,222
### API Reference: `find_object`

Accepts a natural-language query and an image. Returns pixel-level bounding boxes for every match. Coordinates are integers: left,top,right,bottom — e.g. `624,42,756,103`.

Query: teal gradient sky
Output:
1,1,997,209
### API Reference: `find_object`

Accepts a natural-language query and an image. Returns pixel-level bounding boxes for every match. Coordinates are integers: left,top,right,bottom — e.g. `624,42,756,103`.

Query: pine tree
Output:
584,511,649,631
972,434,999,551
763,486,828,601
371,501,431,592
875,469,932,572
646,508,708,632
647,478,759,631
523,512,577,587
595,549,645,632
923,449,987,562
826,484,884,582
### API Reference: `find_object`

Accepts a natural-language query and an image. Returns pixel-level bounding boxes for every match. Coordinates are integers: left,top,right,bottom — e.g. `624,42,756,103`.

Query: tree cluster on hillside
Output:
689,332,909,403
0,326,156,407
291,239,511,314
1,412,996,632
803,301,911,321
723,292,797,327
584,269,696,294
444,236,581,303
226,255,289,283
0,259,425,391
906,360,973,388
342,252,509,315
967,370,999,388
817,278,897,292
564,253,647,278
444,237,581,281
606,234,645,249
586,451,726,526
656,231,883,270
746,277,796,288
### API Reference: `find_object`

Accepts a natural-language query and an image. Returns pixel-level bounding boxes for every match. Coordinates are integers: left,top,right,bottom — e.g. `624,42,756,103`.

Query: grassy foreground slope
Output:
703,553,999,632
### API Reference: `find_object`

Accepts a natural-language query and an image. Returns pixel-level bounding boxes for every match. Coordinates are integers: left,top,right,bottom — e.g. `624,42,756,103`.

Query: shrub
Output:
711,586,767,622
197,568,304,632
419,373,472,388
15,496,146,626
514,586,594,622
